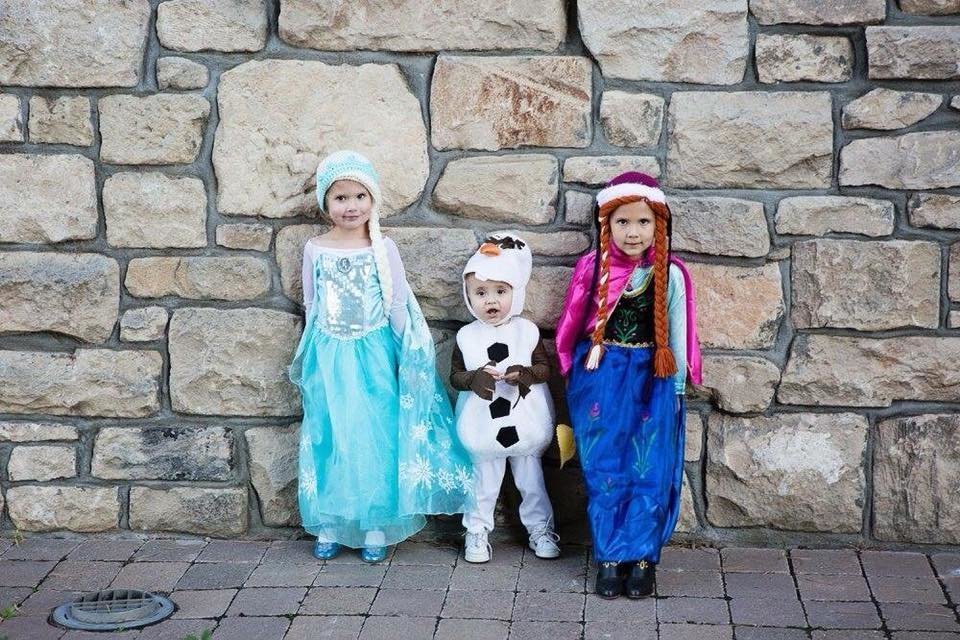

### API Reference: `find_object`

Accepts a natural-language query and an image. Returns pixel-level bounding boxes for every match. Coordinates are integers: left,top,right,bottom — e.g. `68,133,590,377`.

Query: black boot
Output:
595,561,623,599
624,560,655,599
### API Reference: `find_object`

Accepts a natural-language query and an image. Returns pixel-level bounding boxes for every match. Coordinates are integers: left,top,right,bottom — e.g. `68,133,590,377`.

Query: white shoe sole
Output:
530,544,561,559
464,550,490,563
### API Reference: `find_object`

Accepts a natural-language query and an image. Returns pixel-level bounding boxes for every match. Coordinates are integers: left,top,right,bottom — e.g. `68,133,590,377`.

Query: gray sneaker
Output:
528,524,560,559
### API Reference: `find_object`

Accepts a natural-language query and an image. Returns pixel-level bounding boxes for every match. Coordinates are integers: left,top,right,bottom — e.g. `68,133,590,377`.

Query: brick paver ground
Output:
0,537,958,639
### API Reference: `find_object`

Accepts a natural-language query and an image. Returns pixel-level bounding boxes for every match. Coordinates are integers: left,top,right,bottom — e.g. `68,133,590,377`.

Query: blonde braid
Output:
367,208,392,310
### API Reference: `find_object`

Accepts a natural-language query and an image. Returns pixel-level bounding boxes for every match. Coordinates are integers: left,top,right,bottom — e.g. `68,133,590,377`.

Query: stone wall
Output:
1,0,958,548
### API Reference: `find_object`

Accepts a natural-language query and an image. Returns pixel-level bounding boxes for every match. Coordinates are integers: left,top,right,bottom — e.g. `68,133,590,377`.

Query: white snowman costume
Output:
452,233,556,536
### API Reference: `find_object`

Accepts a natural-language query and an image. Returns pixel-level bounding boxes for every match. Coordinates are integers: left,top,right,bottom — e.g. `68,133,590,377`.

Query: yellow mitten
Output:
555,423,576,468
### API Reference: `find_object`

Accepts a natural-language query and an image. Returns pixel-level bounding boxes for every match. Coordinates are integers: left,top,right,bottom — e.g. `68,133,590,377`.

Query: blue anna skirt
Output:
566,339,685,563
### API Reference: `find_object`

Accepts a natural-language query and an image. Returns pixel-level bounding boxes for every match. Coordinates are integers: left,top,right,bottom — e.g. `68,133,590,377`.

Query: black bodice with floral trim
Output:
604,273,655,345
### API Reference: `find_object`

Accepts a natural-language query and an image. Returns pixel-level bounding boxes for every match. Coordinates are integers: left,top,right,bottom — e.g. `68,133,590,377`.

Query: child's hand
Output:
482,366,502,380
470,368,498,400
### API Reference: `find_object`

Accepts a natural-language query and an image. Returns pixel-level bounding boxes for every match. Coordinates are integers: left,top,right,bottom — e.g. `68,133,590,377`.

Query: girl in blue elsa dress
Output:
289,150,473,563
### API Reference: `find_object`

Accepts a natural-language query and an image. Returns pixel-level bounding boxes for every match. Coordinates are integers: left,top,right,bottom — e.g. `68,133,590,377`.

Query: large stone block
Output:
671,197,769,258
674,472,698,534
0,154,97,243
276,224,328,304
6,486,119,532
0,349,161,417
792,240,940,331
874,414,960,544
279,0,565,51
579,0,748,84
565,190,595,226
899,0,960,14
952,243,960,301
840,131,960,189
514,231,591,257
563,156,660,185
0,252,119,343
756,34,852,83
103,172,207,248
0,94,22,142
120,307,169,343
842,88,942,130
750,0,885,24
214,60,428,218
867,26,960,79
600,91,664,148
0,422,78,442
125,257,270,301
129,487,247,536
157,56,209,90
157,0,267,52
775,196,894,237
216,223,272,251
92,427,233,481
8,445,76,482
667,92,833,189
0,0,150,87
388,227,479,322
28,96,93,145
702,355,780,414
685,263,784,349
779,335,960,407
430,56,592,151
685,413,703,463
524,266,574,329
169,308,302,416
909,194,960,230
433,155,558,225
707,413,867,532
99,94,210,165
246,425,300,527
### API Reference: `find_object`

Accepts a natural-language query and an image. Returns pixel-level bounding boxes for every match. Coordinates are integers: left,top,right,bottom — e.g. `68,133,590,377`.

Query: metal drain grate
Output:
52,589,175,631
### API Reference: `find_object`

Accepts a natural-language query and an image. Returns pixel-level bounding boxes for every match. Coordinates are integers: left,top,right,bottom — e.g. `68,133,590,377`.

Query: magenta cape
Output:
555,243,702,384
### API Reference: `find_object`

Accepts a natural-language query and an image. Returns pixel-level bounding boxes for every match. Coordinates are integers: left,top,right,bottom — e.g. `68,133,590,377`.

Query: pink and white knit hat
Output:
596,171,665,208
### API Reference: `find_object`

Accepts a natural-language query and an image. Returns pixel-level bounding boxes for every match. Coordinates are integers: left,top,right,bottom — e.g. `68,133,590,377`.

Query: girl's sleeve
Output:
555,255,593,378
668,263,688,395
301,242,316,318
385,238,410,335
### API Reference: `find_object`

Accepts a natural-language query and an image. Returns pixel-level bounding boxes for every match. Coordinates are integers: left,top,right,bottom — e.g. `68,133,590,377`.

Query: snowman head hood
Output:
462,232,533,325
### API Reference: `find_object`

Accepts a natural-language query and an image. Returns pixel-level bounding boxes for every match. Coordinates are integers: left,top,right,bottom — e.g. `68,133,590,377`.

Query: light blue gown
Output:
289,247,473,548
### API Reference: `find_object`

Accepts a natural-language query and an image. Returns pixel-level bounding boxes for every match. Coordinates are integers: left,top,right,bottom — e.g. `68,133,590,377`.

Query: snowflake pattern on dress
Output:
299,460,318,501
455,466,474,493
400,455,434,490
410,422,430,442
436,469,456,492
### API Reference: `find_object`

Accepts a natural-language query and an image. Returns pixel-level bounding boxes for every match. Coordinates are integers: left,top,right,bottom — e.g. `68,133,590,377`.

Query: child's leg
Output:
510,455,560,559
462,458,507,533
509,455,554,532
363,530,386,547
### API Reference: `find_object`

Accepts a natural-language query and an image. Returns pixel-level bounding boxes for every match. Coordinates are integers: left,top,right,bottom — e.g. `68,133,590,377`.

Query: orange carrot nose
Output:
479,243,501,256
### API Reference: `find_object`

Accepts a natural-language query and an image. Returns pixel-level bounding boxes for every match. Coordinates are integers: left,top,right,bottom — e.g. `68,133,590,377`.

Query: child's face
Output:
610,200,655,259
465,273,513,325
325,179,372,232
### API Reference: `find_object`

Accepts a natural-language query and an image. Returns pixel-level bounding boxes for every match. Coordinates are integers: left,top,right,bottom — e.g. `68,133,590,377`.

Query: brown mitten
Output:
470,368,497,401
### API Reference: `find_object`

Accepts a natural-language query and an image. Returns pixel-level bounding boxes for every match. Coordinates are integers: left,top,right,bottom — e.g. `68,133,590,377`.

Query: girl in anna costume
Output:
555,171,702,598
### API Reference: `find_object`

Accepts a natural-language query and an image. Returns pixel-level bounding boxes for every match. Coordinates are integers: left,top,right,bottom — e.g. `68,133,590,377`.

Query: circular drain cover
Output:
52,589,174,631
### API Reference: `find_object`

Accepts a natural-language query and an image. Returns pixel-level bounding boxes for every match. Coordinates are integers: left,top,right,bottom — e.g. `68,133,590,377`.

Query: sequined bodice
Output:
313,249,386,339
